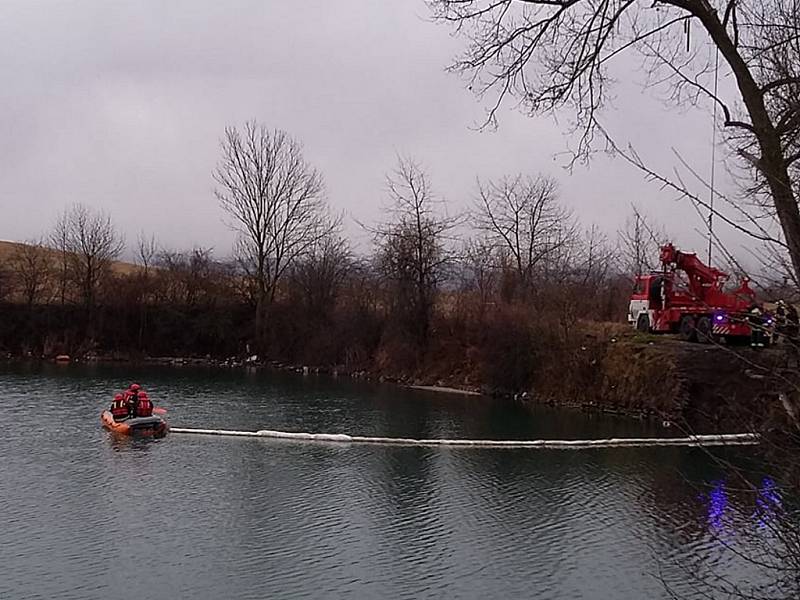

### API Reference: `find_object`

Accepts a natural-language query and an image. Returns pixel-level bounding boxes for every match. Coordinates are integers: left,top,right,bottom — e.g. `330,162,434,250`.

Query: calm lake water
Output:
0,363,789,599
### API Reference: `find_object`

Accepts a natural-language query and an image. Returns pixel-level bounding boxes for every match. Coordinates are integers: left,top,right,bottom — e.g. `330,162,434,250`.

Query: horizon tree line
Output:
0,119,787,362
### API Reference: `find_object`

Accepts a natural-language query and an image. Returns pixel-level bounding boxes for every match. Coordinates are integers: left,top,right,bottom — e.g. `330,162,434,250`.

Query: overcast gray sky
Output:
0,0,752,261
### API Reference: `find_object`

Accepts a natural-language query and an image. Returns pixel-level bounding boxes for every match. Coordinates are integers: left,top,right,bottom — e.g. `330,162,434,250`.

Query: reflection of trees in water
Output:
351,445,452,592
423,449,587,594
426,447,690,595
753,478,783,529
705,479,728,532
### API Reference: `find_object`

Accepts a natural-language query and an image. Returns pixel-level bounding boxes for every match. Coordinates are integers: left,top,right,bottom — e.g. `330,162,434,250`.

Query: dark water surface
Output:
0,363,786,599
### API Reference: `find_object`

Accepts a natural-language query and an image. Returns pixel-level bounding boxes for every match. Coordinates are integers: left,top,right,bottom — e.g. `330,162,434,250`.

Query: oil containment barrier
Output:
170,428,759,449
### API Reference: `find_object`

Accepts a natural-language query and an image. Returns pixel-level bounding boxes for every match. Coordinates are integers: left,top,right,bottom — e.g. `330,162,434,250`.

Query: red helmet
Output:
114,393,123,400
129,383,141,391
139,391,149,398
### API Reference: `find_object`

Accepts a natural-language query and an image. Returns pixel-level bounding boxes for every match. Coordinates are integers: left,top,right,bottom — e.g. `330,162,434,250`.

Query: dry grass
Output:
0,239,141,304
0,239,139,276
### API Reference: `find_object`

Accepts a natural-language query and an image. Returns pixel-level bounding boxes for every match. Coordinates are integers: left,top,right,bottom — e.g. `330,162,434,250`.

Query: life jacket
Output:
136,395,153,417
111,396,129,420
125,391,139,417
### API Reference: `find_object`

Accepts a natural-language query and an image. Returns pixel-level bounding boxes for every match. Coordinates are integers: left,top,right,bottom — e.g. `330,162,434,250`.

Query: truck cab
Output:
628,274,666,331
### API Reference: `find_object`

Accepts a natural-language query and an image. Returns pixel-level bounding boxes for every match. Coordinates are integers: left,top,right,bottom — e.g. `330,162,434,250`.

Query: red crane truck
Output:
628,243,760,343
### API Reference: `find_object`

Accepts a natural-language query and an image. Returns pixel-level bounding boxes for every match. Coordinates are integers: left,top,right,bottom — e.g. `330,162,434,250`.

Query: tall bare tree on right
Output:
430,0,800,284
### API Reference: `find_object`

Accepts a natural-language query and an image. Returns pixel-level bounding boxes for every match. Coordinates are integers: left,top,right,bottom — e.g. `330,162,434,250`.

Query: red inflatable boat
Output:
101,410,169,438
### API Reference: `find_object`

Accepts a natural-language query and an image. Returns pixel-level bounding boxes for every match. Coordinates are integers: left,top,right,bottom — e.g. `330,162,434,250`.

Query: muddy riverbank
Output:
5,327,795,433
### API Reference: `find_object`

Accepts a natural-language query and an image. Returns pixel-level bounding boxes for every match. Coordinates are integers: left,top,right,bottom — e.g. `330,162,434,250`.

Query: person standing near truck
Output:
774,300,788,344
749,305,766,348
786,303,799,348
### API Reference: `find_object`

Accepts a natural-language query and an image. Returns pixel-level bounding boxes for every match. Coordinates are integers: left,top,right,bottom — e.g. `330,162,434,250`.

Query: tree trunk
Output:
254,293,264,356
690,1,800,282
138,302,147,353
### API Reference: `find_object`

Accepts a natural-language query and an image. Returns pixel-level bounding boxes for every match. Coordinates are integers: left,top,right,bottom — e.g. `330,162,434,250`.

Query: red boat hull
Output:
101,410,169,438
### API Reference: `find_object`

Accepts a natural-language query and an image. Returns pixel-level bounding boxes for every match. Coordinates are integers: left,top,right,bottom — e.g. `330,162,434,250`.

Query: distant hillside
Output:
0,239,140,276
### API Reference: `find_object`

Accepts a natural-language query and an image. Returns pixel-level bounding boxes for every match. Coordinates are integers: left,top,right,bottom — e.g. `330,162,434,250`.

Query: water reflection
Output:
701,476,785,534
0,363,793,600
706,480,728,532
754,477,783,529
107,434,162,453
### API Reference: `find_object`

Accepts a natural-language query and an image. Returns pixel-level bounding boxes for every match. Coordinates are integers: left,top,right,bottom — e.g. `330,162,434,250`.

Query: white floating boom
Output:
169,428,759,449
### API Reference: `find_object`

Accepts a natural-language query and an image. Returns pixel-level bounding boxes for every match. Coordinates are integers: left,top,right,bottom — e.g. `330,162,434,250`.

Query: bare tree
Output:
574,225,616,287
618,205,668,279
53,204,124,317
137,233,158,277
289,218,351,323
135,232,159,350
50,212,70,306
756,239,800,300
184,247,218,308
460,237,500,313
9,239,51,309
373,157,457,348
155,247,217,308
430,0,800,285
154,249,185,306
0,260,10,304
565,225,619,325
472,174,575,300
214,122,327,351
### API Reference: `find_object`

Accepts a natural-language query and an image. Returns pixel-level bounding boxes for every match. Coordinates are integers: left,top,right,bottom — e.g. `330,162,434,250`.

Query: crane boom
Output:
659,243,728,302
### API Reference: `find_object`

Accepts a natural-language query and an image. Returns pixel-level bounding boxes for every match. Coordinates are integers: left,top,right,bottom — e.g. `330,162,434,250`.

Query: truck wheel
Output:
679,316,697,342
696,316,713,344
636,313,650,333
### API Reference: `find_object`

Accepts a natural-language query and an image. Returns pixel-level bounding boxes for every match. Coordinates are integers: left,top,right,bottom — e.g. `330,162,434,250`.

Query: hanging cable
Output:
709,47,720,264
